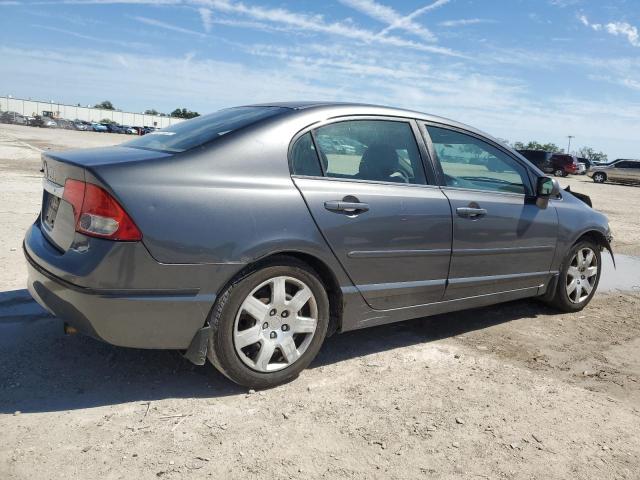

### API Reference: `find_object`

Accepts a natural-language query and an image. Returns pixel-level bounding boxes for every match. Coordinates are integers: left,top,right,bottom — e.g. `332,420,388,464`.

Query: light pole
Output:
567,135,574,154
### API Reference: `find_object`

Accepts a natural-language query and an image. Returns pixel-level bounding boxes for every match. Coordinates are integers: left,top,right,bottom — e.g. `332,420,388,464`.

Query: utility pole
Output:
567,135,574,154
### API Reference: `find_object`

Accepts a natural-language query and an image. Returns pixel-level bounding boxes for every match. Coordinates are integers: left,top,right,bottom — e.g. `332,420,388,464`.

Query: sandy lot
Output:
1,124,639,480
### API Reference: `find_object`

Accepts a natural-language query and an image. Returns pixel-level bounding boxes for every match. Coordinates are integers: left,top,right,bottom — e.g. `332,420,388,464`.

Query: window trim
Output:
287,115,437,187
421,121,535,197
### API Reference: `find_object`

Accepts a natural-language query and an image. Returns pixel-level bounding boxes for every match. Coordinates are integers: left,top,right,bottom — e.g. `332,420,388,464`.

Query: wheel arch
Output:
221,250,344,336
573,229,614,266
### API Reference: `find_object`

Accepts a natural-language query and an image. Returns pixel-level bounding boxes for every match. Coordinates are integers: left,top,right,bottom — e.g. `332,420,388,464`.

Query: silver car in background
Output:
588,159,640,184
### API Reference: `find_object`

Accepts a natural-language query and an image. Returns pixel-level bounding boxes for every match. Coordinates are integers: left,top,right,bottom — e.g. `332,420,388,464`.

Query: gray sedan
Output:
588,159,640,184
24,102,613,388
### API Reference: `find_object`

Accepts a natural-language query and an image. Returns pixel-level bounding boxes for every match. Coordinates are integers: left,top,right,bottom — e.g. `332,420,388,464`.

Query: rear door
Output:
423,124,558,300
610,161,640,181
291,118,452,310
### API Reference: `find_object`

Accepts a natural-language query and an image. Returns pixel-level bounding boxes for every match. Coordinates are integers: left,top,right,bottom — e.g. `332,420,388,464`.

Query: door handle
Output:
324,200,369,214
456,207,487,218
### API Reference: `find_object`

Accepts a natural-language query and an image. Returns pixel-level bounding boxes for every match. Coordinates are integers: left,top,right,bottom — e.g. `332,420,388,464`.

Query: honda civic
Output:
24,102,613,388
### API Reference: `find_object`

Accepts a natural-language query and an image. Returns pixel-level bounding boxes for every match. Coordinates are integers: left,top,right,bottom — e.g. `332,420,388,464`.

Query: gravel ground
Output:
1,124,639,480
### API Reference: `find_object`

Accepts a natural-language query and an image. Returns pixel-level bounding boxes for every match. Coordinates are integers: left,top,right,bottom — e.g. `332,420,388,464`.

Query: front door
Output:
290,118,452,310
424,125,558,300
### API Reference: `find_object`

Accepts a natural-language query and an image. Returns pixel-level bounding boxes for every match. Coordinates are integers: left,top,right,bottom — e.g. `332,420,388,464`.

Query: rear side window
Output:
313,120,426,184
291,133,323,176
125,106,287,153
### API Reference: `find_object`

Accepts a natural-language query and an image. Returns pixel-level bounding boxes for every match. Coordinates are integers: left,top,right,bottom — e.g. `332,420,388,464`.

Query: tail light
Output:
62,179,142,241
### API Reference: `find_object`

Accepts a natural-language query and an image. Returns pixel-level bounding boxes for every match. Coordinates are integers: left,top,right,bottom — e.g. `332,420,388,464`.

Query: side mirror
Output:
535,177,558,209
536,176,555,197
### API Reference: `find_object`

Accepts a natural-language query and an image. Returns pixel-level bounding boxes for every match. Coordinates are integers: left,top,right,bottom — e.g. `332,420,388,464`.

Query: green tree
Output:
94,100,115,110
513,141,562,153
100,118,116,124
576,146,608,161
171,108,200,119
144,109,159,115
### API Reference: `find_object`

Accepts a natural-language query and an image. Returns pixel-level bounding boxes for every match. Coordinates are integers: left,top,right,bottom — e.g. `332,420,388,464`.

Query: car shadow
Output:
314,297,550,367
0,288,553,414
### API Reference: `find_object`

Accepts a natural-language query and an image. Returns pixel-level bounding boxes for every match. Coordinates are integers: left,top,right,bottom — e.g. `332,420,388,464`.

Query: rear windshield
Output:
125,106,287,153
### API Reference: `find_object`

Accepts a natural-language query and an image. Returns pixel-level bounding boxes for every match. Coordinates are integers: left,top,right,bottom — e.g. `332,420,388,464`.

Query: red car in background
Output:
550,153,579,177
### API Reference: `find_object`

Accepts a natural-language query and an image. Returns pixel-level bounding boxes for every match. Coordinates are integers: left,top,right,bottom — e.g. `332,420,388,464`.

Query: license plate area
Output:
43,192,61,230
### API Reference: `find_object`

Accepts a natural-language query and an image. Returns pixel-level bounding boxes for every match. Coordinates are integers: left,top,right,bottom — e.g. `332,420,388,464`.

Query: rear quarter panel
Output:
89,116,353,286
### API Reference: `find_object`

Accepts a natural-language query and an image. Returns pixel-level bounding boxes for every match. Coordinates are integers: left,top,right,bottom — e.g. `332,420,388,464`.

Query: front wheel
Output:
549,240,601,312
207,259,330,388
592,172,606,183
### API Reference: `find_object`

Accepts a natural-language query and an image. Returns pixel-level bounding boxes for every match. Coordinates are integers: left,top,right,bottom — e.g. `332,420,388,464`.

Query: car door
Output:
290,118,452,310
423,124,558,300
610,161,640,181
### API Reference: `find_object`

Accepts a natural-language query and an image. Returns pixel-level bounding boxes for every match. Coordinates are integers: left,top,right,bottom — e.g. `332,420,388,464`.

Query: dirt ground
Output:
1,124,639,480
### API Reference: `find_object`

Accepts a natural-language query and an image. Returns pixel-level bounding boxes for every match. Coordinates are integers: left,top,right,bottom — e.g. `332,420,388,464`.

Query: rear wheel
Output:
208,259,329,388
592,172,606,183
554,169,566,177
549,240,601,312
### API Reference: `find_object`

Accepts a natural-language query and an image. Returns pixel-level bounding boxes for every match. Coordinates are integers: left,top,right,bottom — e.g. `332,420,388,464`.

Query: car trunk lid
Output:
39,147,171,252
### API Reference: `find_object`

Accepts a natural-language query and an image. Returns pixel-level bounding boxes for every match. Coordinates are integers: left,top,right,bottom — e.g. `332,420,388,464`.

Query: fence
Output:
0,96,184,128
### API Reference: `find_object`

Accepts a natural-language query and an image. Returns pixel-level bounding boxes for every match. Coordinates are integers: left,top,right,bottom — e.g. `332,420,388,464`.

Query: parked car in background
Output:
30,115,58,128
0,111,28,125
588,159,640,184
577,162,587,175
24,102,613,388
73,121,90,131
91,123,108,132
56,119,77,130
121,125,138,135
517,150,554,173
577,157,593,171
101,123,125,134
549,153,579,177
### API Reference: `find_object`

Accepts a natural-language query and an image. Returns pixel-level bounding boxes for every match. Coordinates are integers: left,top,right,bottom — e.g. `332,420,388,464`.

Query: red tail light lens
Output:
62,179,142,241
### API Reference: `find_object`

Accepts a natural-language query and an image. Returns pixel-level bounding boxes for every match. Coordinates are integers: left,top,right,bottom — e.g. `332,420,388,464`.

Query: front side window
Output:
427,126,529,195
313,120,427,184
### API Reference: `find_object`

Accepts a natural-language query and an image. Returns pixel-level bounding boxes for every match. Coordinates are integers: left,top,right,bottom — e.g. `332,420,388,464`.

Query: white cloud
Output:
377,0,450,37
439,18,494,28
33,24,150,48
578,15,639,47
131,15,206,37
339,0,443,42
604,22,639,47
195,0,461,56
198,7,213,32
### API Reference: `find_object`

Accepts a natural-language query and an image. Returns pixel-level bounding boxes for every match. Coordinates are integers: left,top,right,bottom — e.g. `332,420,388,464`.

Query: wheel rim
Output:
566,247,598,304
233,275,318,373
595,173,604,182
555,170,563,177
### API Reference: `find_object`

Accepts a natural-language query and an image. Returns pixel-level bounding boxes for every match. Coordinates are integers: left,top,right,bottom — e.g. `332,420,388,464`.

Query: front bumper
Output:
24,223,240,349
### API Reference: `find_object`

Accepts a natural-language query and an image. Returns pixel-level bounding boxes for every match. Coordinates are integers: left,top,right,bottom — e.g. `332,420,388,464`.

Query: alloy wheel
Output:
566,247,598,304
233,276,318,372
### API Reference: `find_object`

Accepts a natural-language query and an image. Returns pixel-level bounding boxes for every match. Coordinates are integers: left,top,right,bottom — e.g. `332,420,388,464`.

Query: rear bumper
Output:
24,223,241,349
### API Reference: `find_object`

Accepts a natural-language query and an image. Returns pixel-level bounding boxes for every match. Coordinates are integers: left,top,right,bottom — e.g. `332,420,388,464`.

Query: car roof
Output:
244,101,499,143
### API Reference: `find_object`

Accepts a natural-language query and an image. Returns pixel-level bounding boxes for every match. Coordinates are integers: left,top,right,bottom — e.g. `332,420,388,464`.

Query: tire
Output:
548,240,601,312
207,258,330,388
554,169,566,177
592,172,606,183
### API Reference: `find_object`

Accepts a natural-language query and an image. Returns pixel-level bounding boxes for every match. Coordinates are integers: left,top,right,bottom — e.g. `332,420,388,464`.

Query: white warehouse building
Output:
0,96,185,128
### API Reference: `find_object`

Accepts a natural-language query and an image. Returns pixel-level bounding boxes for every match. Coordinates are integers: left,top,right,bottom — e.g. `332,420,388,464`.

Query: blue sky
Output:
0,0,639,158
